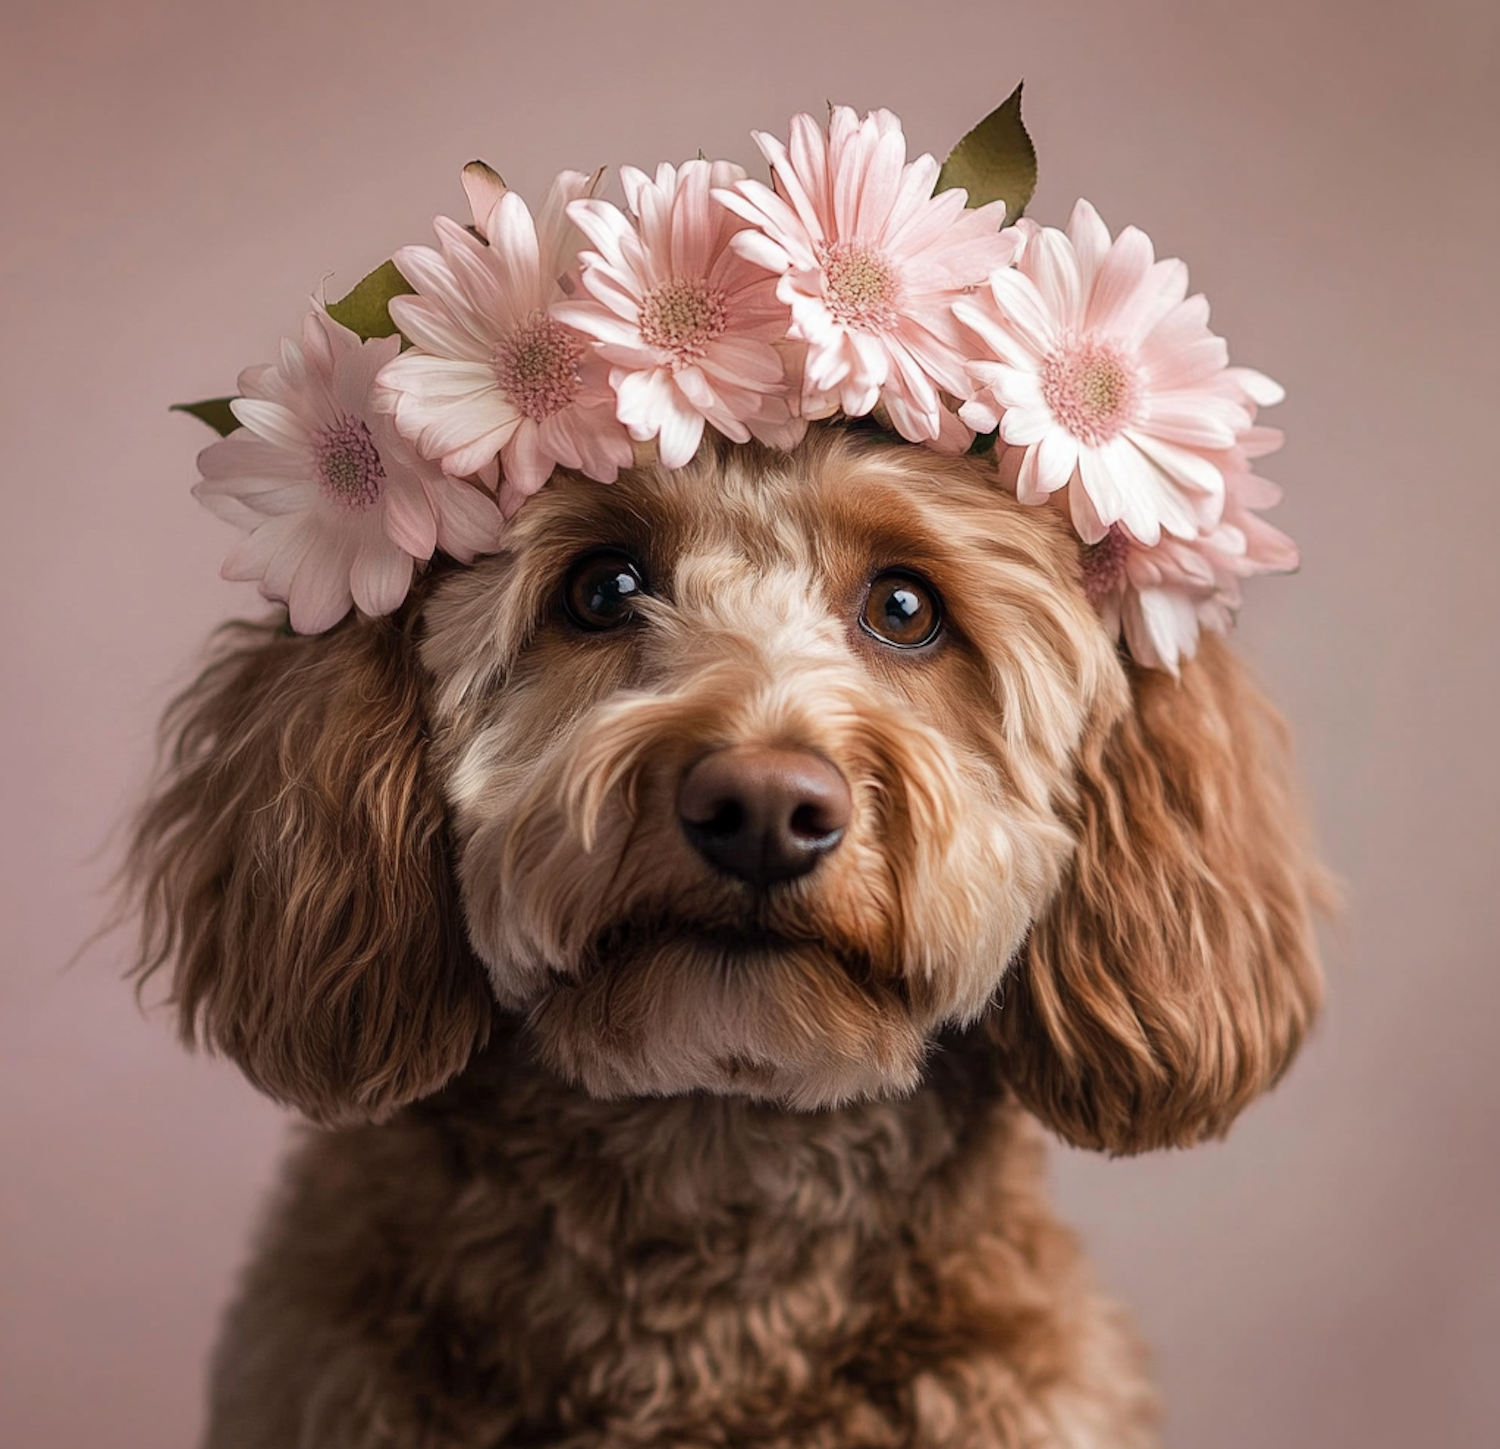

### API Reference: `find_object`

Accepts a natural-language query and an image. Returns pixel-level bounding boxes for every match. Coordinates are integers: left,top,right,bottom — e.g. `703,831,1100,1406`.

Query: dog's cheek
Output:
840,694,1079,1029
433,628,656,1000
437,722,548,1005
895,774,1077,1027
445,711,692,1002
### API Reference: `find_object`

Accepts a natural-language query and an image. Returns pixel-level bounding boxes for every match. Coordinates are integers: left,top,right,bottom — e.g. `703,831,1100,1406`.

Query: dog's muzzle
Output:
677,746,851,888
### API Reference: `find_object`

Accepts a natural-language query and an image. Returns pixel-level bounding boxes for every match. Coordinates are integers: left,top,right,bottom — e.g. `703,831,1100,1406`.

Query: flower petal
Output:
424,477,499,559
286,535,357,634
1085,225,1155,337
230,398,312,452
350,541,414,618
382,481,439,559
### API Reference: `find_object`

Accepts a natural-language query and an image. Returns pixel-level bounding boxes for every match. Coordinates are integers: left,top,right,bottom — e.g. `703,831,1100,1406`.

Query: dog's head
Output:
131,428,1322,1152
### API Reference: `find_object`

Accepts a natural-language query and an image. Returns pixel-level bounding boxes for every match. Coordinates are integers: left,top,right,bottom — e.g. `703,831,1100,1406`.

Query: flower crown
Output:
180,88,1295,673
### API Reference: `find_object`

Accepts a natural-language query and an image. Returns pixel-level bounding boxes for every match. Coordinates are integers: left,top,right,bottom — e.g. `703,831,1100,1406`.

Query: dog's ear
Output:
989,636,1326,1153
129,613,492,1126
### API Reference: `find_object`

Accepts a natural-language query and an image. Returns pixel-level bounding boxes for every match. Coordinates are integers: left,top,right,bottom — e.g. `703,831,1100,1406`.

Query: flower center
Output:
495,311,586,423
819,241,901,332
1081,525,1131,606
1040,336,1142,445
314,416,384,509
639,277,729,362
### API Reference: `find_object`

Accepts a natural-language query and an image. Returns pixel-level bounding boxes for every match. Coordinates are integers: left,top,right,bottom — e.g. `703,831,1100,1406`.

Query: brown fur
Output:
129,612,494,1125
129,428,1323,1446
991,646,1327,1153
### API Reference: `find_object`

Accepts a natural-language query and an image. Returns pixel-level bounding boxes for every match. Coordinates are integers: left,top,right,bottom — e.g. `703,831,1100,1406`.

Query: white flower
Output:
1018,392,1298,672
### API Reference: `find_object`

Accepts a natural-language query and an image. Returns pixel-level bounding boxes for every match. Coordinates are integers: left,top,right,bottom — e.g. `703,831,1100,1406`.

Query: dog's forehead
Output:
513,432,1045,579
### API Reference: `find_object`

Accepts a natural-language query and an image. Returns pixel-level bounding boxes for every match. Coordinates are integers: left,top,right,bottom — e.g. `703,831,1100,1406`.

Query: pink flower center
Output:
314,416,384,510
1040,336,1142,445
495,311,586,423
640,277,729,363
1081,525,1131,606
819,241,901,332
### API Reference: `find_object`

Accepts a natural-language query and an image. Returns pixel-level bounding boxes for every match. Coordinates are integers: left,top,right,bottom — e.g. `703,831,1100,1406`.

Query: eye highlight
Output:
860,571,943,649
563,552,648,631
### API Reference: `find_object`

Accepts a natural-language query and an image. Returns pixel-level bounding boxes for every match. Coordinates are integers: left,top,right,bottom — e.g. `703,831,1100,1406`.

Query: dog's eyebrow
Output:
798,485,961,582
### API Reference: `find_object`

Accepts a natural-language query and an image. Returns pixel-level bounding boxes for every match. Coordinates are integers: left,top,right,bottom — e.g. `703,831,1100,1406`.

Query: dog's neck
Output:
237,1017,1106,1443
414,1016,1021,1239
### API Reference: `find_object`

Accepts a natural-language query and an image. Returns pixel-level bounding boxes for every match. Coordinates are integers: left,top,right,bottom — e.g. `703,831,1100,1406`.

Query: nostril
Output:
697,799,746,839
789,801,843,844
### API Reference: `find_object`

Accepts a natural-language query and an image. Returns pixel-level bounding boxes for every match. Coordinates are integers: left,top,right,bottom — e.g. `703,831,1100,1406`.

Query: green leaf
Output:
936,83,1037,224
326,259,415,340
966,426,999,457
170,397,240,436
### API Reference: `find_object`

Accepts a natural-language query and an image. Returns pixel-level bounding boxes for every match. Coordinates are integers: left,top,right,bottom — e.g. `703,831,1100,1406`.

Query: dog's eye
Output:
563,552,648,631
861,571,943,649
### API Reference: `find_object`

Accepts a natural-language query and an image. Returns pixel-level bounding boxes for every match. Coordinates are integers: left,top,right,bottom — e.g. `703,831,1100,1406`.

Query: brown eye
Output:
861,571,943,649
563,552,647,631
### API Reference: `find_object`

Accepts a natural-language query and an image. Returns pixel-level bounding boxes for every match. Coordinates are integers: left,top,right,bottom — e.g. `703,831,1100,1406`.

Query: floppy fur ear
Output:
990,636,1326,1154
129,612,492,1126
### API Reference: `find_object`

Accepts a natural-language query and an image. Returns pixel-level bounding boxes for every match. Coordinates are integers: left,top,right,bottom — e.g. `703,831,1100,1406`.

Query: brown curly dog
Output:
130,427,1323,1447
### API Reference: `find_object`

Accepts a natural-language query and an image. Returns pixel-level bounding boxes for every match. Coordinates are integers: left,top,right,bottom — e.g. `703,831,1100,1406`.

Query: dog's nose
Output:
677,746,852,887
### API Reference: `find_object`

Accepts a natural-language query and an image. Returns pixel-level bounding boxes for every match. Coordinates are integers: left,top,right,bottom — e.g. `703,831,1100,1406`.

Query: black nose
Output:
677,746,852,887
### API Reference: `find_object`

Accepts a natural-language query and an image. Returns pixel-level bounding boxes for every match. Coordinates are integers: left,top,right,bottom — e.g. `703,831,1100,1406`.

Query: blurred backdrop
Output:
3,1,1497,1444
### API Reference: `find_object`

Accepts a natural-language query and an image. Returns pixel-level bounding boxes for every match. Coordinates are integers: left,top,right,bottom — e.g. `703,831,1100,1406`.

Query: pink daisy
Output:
193,309,503,635
553,159,804,469
377,176,633,515
716,106,1022,449
1034,411,1297,672
956,200,1265,548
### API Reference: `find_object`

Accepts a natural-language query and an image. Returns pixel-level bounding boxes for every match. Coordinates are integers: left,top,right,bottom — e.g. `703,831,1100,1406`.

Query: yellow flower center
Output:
819,241,900,332
1040,336,1142,444
495,312,586,422
640,278,729,362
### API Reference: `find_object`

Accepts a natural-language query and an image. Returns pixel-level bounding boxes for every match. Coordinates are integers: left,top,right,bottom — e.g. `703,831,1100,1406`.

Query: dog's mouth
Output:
522,908,928,1108
579,913,893,996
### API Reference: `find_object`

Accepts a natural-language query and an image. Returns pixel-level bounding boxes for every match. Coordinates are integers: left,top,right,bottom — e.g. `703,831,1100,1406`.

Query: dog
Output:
130,425,1324,1447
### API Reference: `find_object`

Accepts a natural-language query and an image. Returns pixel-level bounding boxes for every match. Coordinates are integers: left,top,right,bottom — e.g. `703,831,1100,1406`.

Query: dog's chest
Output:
218,1041,1157,1447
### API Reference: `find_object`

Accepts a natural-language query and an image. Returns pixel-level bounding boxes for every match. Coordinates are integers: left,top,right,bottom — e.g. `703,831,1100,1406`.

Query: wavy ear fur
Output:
992,636,1326,1154
129,613,492,1126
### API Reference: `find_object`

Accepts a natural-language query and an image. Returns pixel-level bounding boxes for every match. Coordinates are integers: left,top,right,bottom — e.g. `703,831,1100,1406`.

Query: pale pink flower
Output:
957,200,1266,548
717,106,1021,448
1047,454,1298,673
194,309,503,634
378,176,633,514
554,159,804,469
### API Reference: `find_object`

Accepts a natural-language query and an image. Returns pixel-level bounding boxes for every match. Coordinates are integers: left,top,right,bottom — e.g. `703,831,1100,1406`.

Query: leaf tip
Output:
170,398,241,437
937,83,1038,224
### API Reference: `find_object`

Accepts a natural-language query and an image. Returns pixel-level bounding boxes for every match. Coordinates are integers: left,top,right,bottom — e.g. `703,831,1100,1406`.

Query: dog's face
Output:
420,431,1123,1108
132,427,1322,1151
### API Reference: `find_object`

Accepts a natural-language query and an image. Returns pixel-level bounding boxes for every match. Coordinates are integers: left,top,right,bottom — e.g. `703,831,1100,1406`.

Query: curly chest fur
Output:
209,1032,1154,1449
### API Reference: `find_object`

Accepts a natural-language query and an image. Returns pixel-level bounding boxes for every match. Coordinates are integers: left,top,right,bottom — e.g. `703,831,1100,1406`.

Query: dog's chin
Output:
521,924,931,1111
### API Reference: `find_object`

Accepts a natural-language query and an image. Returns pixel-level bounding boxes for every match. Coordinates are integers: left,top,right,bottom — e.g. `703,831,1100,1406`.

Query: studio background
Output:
3,1,1496,1444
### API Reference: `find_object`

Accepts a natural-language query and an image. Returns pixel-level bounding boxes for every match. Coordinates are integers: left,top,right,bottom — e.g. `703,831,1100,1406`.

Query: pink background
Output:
3,1,1497,1444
